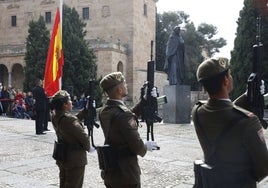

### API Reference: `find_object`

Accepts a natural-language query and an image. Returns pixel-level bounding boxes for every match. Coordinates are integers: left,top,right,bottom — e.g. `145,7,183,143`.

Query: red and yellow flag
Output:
44,8,64,97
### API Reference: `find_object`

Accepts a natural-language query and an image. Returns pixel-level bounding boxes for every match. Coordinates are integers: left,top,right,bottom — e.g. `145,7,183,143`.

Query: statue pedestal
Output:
163,85,191,124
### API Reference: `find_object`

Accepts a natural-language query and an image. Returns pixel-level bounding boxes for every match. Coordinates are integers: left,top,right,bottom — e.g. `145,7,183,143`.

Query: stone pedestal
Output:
163,85,191,124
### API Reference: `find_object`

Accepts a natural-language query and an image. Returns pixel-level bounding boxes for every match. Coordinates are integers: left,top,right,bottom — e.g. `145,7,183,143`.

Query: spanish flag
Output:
44,8,64,97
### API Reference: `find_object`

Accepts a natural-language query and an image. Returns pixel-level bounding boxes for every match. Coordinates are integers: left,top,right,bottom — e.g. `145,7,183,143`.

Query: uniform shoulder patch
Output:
128,117,137,128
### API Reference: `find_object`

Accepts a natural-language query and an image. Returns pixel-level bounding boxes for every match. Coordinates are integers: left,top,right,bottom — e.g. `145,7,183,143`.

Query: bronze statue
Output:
164,26,185,85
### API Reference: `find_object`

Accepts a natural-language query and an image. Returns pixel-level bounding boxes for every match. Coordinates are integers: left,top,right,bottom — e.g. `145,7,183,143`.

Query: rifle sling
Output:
194,103,241,164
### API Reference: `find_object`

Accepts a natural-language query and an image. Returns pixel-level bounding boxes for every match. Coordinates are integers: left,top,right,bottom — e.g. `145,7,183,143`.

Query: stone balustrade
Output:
0,44,26,56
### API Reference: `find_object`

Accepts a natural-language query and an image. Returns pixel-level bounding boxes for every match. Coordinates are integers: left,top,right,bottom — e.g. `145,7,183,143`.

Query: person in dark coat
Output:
0,86,10,116
0,83,3,115
192,57,268,188
50,90,90,188
32,79,48,134
99,72,159,188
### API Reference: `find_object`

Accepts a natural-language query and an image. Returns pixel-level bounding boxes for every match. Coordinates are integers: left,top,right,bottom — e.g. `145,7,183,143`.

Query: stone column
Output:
8,71,12,87
163,85,191,124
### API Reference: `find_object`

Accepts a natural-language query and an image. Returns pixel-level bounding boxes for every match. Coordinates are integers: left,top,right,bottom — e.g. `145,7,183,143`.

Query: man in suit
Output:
32,78,48,135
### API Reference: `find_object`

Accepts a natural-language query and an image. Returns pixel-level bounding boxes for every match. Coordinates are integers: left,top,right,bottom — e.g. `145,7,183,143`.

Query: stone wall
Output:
191,90,208,106
0,0,157,102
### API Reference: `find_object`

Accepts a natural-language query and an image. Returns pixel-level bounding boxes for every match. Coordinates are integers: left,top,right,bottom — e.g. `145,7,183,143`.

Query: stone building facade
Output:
0,0,167,103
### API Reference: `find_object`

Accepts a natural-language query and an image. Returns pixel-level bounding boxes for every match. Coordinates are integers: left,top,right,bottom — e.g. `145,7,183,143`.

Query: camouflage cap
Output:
196,57,229,82
100,72,125,92
52,90,70,101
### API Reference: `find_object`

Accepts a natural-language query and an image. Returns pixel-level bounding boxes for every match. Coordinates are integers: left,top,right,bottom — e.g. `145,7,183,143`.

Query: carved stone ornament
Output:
40,0,55,5
102,5,111,18
7,4,20,9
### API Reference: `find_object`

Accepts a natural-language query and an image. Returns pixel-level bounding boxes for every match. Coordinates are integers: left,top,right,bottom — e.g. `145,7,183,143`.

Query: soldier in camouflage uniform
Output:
50,90,90,188
99,72,158,188
192,57,268,187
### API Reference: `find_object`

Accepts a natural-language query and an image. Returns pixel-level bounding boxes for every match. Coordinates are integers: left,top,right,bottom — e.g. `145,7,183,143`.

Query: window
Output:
11,15,16,27
143,4,147,16
82,7,89,20
117,61,123,73
45,12,51,23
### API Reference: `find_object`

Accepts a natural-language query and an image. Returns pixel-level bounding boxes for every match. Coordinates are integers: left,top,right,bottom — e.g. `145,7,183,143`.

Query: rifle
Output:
141,41,167,148
84,80,100,147
247,17,268,129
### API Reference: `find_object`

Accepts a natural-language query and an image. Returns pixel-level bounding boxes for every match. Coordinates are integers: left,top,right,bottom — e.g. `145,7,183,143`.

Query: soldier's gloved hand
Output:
245,80,265,95
141,83,148,100
84,96,89,110
145,141,159,151
151,87,158,98
143,86,158,100
93,100,96,108
89,145,96,153
260,80,265,95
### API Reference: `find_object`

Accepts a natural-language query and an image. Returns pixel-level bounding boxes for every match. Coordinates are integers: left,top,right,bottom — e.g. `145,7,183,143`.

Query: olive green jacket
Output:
52,109,90,167
99,99,147,186
192,98,268,187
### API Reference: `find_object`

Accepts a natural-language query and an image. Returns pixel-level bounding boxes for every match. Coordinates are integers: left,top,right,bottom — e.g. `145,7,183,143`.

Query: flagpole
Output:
60,0,63,36
59,0,63,90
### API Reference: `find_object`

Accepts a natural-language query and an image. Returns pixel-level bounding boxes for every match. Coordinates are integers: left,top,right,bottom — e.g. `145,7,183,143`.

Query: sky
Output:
156,0,245,59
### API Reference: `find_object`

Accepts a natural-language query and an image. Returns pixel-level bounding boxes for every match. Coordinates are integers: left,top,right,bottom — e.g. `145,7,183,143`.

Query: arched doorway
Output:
0,64,8,87
12,63,24,90
117,61,123,73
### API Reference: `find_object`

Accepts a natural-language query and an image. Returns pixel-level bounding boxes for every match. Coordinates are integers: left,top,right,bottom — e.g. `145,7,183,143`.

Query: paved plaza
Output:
0,116,268,188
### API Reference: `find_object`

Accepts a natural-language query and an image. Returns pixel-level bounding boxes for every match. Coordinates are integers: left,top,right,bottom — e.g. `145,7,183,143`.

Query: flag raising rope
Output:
44,7,64,97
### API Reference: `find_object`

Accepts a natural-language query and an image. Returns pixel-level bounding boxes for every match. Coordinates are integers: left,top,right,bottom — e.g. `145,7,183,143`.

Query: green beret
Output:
52,90,70,101
100,72,125,92
196,57,229,82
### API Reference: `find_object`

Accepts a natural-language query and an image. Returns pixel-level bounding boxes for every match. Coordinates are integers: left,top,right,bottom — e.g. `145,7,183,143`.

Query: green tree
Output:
62,5,97,97
197,23,227,57
230,0,268,99
23,16,50,92
155,13,169,71
183,22,204,90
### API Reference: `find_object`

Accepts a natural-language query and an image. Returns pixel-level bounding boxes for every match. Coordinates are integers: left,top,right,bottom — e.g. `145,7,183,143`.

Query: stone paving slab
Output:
0,116,268,187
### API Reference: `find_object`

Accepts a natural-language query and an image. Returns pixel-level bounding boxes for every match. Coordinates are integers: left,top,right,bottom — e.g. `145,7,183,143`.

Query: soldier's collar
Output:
108,99,125,105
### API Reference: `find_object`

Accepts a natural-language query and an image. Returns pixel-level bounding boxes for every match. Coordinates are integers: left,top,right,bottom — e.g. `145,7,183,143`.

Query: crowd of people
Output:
0,83,86,120
0,84,34,119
